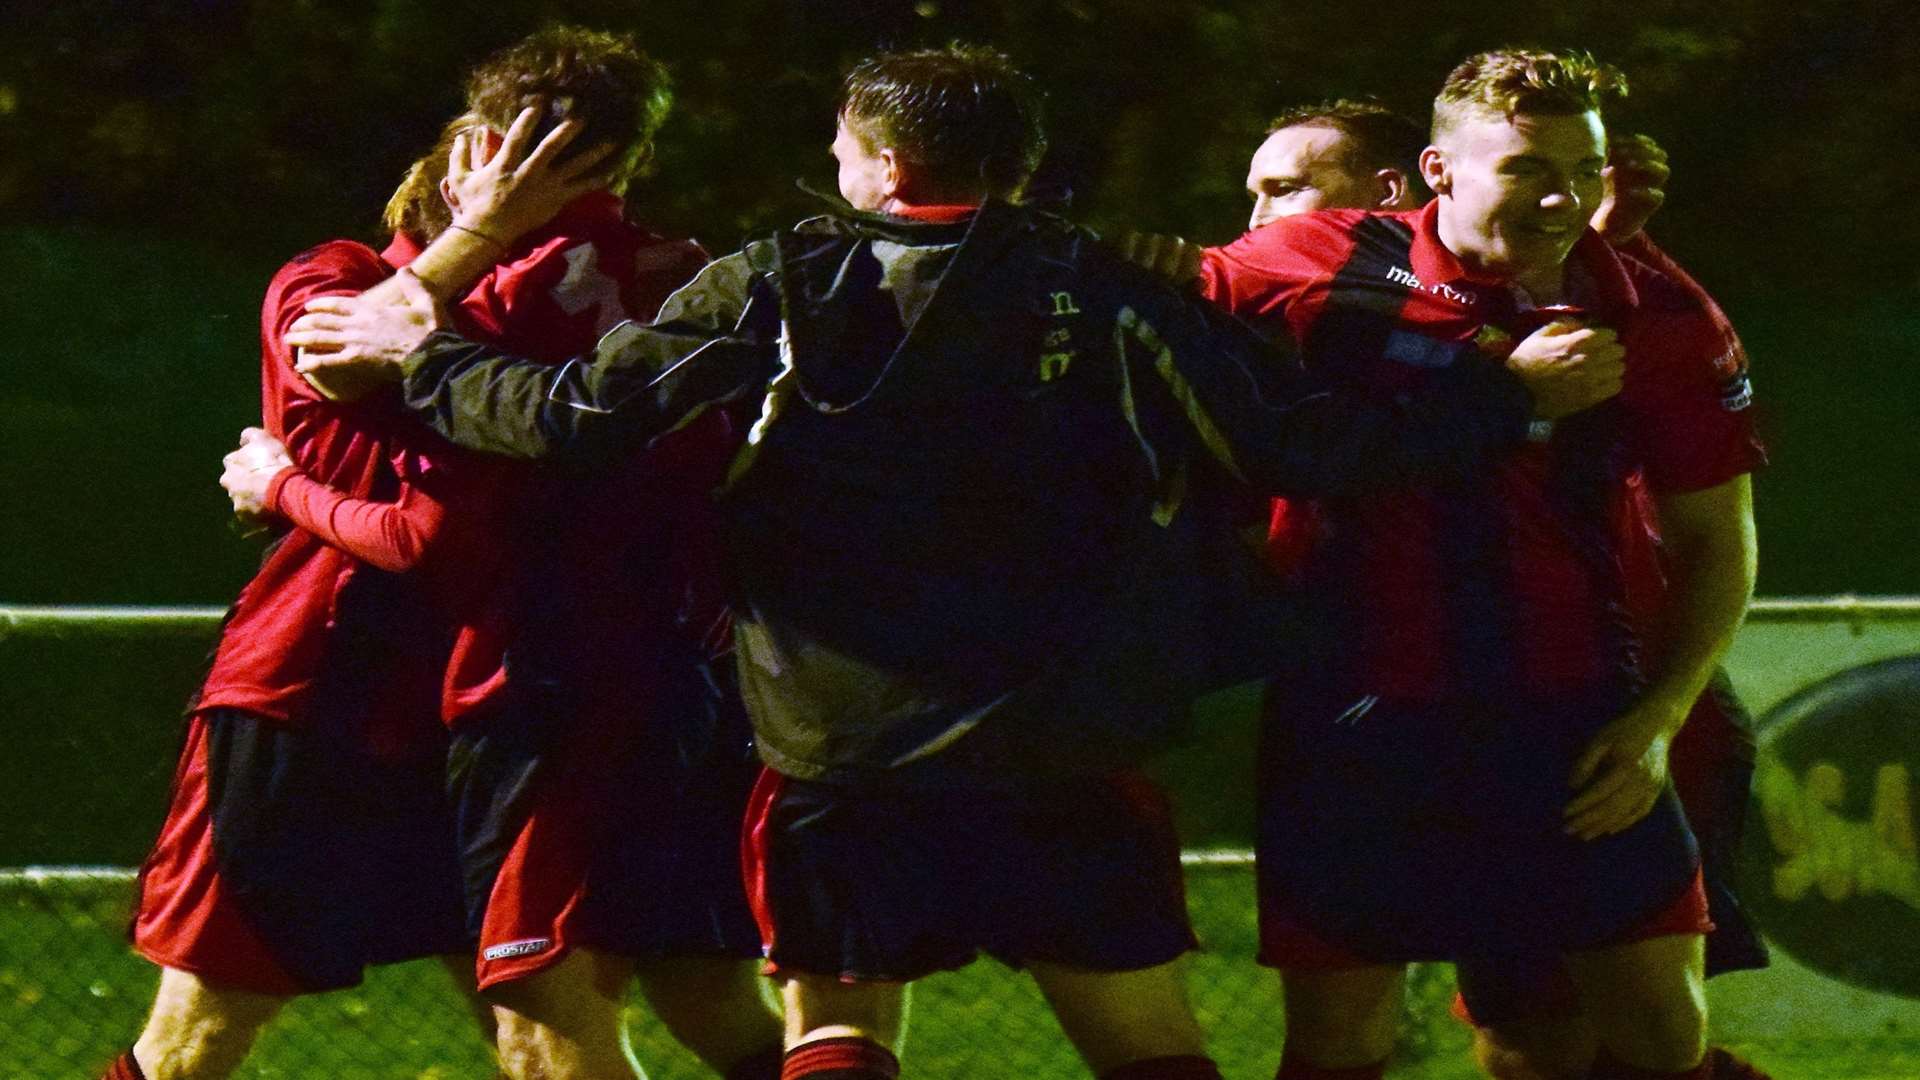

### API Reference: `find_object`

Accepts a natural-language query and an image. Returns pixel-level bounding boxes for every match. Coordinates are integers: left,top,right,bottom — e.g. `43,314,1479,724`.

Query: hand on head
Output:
445,102,620,248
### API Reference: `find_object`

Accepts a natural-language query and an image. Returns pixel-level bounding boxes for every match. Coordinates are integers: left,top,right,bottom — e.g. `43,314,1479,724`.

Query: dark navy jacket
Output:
398,200,1533,785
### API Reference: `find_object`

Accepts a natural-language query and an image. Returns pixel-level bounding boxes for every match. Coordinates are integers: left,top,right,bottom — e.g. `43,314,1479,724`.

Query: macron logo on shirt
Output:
1385,263,1473,306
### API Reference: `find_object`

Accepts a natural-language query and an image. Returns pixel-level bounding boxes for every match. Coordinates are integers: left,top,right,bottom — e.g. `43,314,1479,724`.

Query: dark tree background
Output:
1,0,1915,603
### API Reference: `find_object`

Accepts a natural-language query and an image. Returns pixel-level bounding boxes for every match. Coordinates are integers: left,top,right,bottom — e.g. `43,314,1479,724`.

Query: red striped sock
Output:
1101,1054,1223,1079
782,1037,900,1080
1275,1054,1386,1080
101,1051,147,1080
1588,1048,1711,1080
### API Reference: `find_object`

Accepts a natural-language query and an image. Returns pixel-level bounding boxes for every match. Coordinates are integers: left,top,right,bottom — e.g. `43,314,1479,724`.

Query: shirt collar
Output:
381,231,422,269
1406,199,1640,315
886,203,980,224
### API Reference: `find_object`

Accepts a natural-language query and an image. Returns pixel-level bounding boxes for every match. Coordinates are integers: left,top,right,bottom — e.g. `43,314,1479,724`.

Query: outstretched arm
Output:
290,251,778,461
1121,281,1621,499
299,105,614,402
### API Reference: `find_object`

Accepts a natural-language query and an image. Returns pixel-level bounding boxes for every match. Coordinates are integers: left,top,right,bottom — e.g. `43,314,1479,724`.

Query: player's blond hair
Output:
381,113,472,243
1431,48,1627,141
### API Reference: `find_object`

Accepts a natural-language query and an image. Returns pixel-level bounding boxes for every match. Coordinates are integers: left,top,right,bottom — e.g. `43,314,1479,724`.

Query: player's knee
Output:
136,970,283,1076
635,958,780,1068
1598,1003,1706,1072
1471,1022,1595,1080
1278,971,1400,1065
1470,1029,1568,1080
494,1009,634,1080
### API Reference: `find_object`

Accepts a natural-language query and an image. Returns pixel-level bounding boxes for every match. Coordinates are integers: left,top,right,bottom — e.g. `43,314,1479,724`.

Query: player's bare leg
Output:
1275,964,1404,1076
127,967,286,1080
488,948,638,1080
778,973,905,1078
1564,933,1707,1075
633,955,783,1077
438,953,503,1046
1471,1017,1599,1080
1028,956,1219,1077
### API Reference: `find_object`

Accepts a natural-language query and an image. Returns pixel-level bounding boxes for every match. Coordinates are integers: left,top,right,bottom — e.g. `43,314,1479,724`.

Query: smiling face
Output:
1422,109,1606,291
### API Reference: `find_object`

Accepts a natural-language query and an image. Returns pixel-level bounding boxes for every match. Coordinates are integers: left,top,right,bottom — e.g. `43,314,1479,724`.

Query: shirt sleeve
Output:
263,468,452,574
398,249,779,460
1113,261,1533,500
1617,257,1766,494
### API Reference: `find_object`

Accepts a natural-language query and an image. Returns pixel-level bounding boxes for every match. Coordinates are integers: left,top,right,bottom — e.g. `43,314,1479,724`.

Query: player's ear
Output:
880,146,921,203
1419,146,1450,196
1376,168,1415,210
438,177,461,214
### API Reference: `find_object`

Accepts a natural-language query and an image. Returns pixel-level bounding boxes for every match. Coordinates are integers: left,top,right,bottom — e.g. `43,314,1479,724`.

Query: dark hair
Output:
839,44,1046,200
465,25,674,196
1433,48,1627,141
1266,99,1427,187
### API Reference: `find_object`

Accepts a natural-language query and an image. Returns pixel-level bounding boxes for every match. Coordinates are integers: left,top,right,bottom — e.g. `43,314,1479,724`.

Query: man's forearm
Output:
1644,477,1758,725
398,315,773,461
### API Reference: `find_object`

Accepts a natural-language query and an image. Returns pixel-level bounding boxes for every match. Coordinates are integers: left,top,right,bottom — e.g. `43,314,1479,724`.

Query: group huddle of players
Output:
104,26,1769,1080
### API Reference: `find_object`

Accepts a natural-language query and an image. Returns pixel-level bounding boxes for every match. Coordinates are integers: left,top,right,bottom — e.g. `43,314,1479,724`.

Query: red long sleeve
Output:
264,467,451,573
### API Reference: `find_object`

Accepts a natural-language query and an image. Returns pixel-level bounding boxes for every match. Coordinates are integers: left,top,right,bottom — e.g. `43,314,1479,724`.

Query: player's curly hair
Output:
466,25,673,194
1266,99,1428,190
382,26,672,241
840,43,1047,201
1432,48,1627,140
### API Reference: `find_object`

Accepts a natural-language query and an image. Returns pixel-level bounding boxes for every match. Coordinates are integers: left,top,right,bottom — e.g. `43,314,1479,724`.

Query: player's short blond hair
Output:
1431,48,1627,141
381,113,473,243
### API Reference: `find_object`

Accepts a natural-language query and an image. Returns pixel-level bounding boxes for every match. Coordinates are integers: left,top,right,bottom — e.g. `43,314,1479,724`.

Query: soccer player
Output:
282,44,1623,1080
212,28,784,1080
1231,102,1771,1080
1199,50,1764,1080
103,107,602,1080
1243,100,1426,229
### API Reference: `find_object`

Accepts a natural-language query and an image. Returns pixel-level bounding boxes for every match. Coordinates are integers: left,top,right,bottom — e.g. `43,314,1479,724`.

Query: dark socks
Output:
781,1036,901,1080
1706,1047,1775,1080
1588,1047,1711,1080
725,1042,786,1080
1101,1054,1224,1080
1274,1054,1387,1080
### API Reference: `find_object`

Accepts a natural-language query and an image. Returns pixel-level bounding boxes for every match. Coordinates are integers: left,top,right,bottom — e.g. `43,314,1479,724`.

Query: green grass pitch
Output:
2,866,1915,1078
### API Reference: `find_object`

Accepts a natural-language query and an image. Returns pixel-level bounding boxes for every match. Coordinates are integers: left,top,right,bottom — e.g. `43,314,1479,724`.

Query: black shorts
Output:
743,768,1196,982
448,657,763,988
1453,674,1767,1025
133,709,468,993
1257,682,1703,965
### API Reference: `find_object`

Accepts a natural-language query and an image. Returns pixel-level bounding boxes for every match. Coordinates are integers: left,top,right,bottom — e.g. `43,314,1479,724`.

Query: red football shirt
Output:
194,238,485,757
421,193,736,728
1202,203,1765,698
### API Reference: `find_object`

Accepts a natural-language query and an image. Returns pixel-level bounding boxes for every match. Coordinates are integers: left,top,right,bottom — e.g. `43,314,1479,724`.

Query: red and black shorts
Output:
448,659,763,989
131,709,468,995
1255,681,1711,970
742,767,1196,982
1451,672,1767,1026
